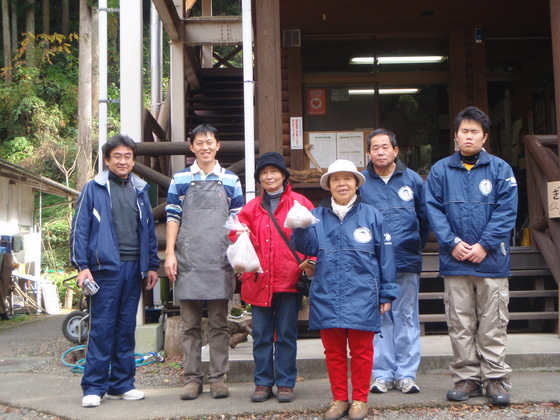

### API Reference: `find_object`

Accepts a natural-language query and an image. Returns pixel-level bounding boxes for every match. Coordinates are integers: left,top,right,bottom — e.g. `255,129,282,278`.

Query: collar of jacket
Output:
260,181,291,212
94,169,148,192
448,150,491,169
319,190,363,210
366,158,406,178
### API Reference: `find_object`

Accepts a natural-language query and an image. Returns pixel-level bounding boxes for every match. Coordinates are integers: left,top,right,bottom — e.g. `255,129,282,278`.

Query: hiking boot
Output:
180,381,202,400
349,400,368,420
251,385,273,402
486,379,510,406
446,379,482,401
106,389,145,400
369,378,394,393
277,386,295,403
394,378,420,394
324,400,350,420
210,380,229,399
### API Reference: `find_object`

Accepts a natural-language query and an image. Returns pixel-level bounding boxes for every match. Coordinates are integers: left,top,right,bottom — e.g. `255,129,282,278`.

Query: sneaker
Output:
82,394,101,408
369,378,394,393
348,400,368,420
251,385,273,402
277,386,295,403
447,379,482,401
106,389,145,400
324,400,350,420
394,378,420,394
210,380,229,399
486,379,510,406
180,381,203,400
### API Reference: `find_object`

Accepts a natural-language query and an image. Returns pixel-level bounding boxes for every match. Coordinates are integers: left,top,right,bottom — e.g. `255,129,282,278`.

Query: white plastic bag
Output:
226,231,263,273
284,200,319,229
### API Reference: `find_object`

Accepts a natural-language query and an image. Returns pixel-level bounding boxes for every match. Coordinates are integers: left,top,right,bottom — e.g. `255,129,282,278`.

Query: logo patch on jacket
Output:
384,232,392,245
479,179,493,196
353,227,372,243
398,185,414,202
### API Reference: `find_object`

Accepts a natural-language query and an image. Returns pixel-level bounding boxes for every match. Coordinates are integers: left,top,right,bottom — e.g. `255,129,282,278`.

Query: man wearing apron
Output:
165,124,244,401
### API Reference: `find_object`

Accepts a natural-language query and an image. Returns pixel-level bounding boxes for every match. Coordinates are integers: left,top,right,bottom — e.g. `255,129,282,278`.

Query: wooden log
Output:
135,140,258,156
132,162,172,190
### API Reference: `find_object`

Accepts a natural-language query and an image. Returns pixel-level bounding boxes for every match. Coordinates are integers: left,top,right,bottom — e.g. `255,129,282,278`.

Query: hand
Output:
164,252,178,282
380,302,391,315
76,268,94,289
299,260,315,277
451,241,472,261
145,270,159,290
235,224,250,237
464,243,487,264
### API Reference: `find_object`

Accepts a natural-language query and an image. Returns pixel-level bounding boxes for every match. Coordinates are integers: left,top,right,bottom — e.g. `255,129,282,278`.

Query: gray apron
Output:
174,180,234,300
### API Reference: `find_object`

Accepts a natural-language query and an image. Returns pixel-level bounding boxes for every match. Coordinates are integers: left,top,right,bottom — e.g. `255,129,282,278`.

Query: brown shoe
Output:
324,400,350,420
210,380,229,399
180,381,202,400
251,385,273,402
277,386,295,403
486,379,510,406
349,400,368,420
446,379,482,401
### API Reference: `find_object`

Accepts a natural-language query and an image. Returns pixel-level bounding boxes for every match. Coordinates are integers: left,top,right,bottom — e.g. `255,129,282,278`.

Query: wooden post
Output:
255,0,283,155
550,0,560,157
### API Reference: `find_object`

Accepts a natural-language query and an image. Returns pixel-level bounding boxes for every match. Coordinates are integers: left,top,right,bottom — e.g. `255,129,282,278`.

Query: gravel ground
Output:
2,317,559,419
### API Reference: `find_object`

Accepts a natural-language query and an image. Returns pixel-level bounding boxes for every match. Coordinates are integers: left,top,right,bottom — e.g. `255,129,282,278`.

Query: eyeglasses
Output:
110,153,134,161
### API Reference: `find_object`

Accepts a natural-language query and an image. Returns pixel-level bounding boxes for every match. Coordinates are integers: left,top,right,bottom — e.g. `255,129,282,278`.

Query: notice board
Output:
304,131,369,170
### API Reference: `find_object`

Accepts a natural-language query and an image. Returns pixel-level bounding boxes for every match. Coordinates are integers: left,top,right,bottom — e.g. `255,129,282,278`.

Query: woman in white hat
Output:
291,159,399,420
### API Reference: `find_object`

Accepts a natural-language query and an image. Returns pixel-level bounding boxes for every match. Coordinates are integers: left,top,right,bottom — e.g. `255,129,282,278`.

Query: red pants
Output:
320,328,375,402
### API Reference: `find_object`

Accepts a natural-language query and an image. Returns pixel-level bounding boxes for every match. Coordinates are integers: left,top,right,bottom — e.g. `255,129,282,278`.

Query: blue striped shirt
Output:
166,161,244,224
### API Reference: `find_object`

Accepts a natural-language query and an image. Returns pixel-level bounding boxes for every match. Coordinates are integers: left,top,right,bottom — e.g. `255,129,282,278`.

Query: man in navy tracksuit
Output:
70,134,160,408
360,129,429,395
425,106,518,406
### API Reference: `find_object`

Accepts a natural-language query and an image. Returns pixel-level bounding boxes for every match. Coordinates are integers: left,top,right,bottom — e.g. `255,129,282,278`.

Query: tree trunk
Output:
76,0,93,190
42,0,49,34
25,0,35,68
10,0,16,53
62,0,69,35
2,0,11,82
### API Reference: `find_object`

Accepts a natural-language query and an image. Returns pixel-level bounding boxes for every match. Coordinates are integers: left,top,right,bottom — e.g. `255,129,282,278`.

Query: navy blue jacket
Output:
425,151,518,277
360,159,429,273
291,195,398,333
70,170,160,276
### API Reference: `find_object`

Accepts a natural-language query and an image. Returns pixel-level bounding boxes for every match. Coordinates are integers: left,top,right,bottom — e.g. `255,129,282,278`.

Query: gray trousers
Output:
444,275,512,388
179,299,230,384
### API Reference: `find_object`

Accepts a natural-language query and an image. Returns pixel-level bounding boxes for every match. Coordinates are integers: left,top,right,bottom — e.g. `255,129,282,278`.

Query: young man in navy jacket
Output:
425,106,518,406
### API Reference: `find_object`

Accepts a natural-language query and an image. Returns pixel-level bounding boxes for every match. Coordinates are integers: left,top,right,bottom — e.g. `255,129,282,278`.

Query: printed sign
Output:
307,89,326,115
547,181,560,218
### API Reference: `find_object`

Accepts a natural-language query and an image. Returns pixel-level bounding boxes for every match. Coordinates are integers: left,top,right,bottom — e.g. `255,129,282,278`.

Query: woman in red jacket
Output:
229,152,314,404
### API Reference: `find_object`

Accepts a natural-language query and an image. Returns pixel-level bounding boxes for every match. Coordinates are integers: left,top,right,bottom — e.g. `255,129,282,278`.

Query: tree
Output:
1,0,11,82
76,0,93,190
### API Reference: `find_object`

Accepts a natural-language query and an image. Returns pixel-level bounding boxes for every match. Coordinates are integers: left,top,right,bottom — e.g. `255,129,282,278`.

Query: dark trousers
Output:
81,261,142,397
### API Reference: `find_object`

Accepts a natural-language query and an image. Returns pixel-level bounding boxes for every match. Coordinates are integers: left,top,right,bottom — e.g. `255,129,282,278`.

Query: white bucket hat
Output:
319,159,366,190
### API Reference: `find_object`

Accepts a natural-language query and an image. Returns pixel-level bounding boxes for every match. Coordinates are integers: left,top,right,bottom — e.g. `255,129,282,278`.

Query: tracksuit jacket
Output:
70,169,160,276
360,159,430,273
425,150,518,277
291,194,399,333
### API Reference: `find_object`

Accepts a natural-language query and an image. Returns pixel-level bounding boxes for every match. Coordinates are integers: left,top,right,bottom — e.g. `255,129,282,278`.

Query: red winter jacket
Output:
228,184,315,307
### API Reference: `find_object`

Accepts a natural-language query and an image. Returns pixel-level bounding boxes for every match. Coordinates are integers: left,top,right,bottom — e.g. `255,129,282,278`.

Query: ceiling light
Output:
348,88,419,95
350,56,446,65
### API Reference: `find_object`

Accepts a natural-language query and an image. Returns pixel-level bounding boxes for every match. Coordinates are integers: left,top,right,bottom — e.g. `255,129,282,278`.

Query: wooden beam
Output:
132,161,172,190
255,0,283,155
152,0,183,42
288,48,304,170
135,140,258,156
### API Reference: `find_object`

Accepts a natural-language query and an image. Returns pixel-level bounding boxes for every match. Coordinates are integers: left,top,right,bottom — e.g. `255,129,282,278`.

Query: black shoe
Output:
0,313,10,321
447,380,482,401
486,379,510,406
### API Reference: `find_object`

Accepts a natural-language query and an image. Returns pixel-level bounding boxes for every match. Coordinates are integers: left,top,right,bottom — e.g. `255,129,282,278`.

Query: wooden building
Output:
135,0,559,333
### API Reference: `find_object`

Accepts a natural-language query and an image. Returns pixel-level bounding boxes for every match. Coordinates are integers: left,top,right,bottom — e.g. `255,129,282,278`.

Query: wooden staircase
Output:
186,68,245,168
419,246,559,335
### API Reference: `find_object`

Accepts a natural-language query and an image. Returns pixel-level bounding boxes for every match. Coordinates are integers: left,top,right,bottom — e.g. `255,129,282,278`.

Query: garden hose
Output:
61,345,165,373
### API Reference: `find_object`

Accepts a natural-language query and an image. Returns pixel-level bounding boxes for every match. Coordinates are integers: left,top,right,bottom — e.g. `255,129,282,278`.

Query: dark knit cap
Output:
254,152,291,182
